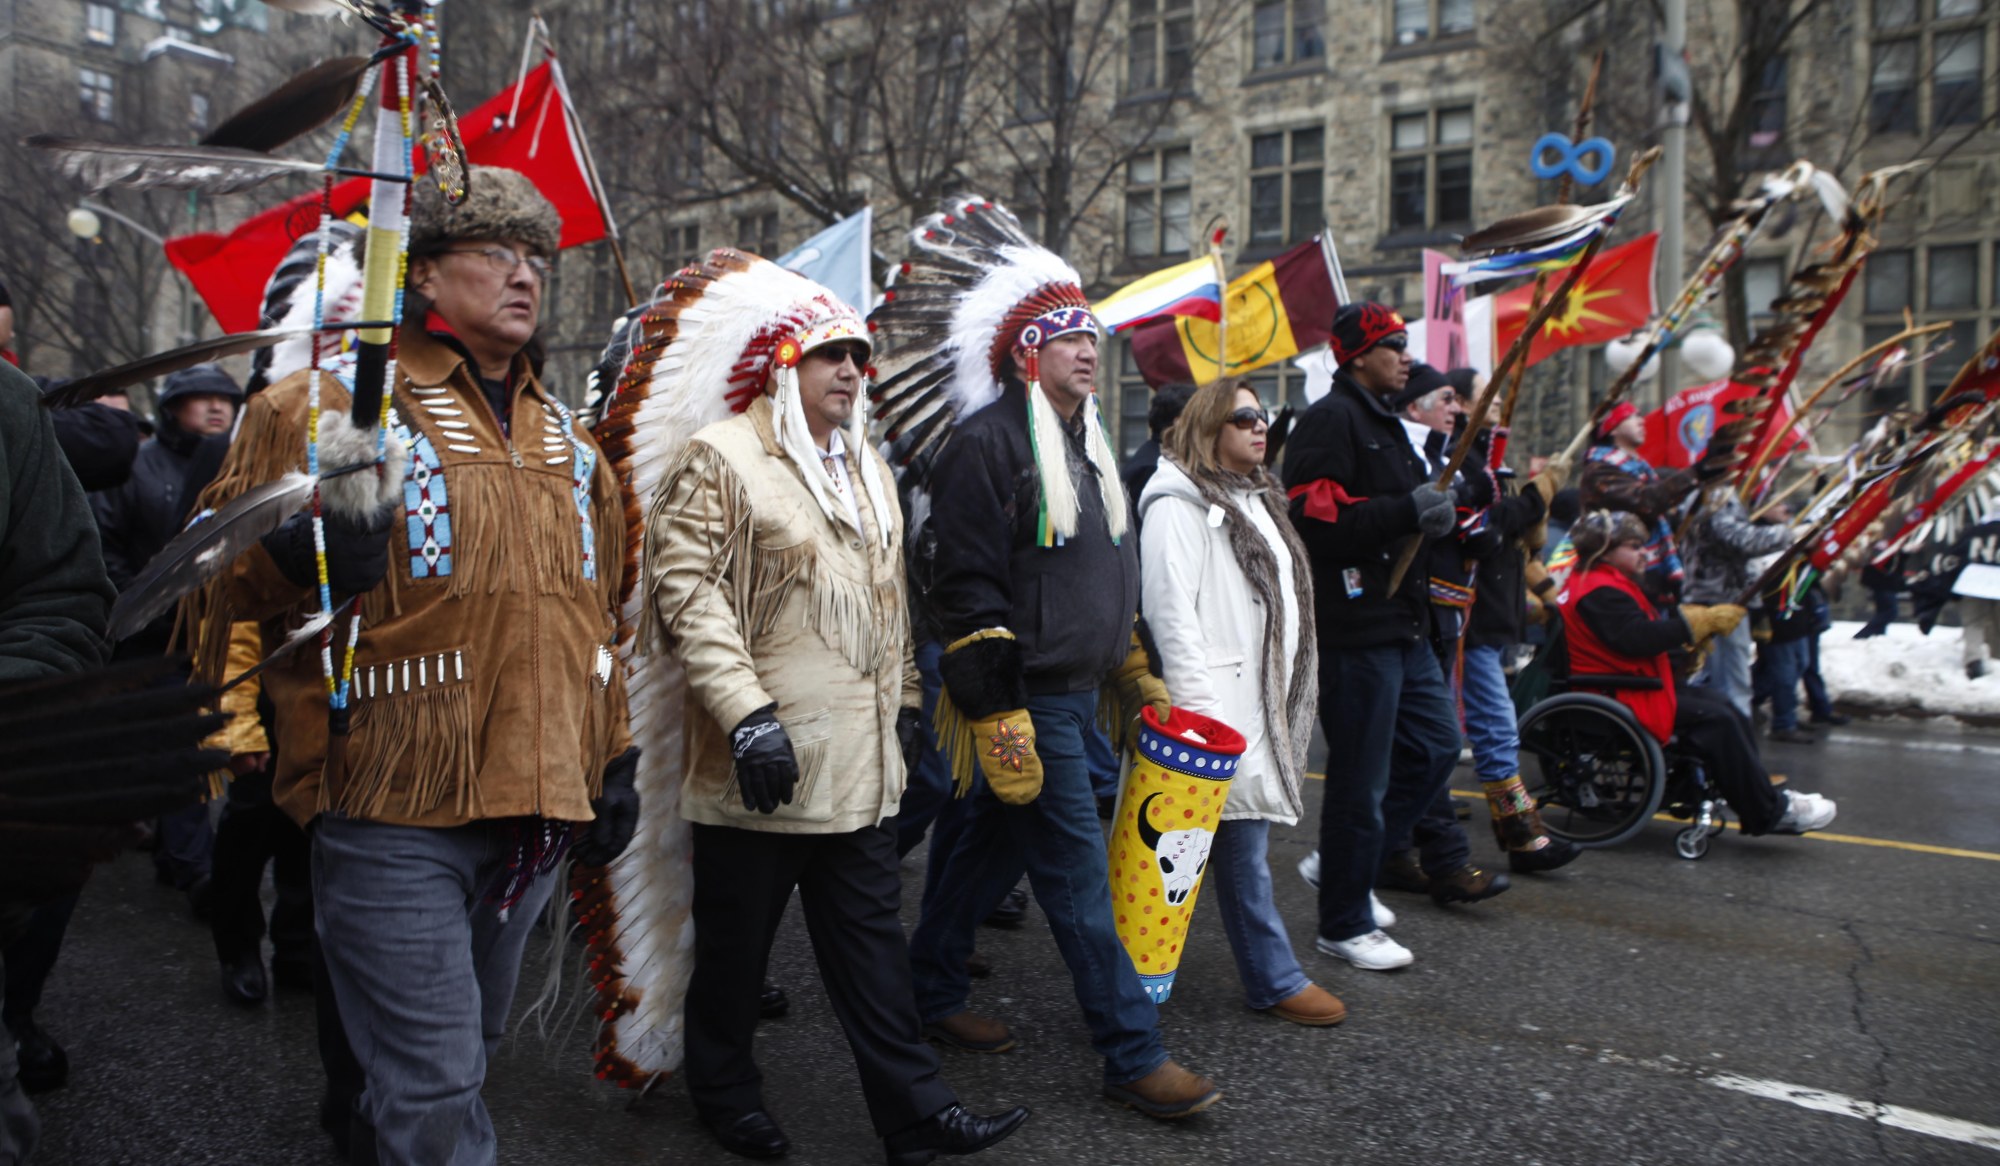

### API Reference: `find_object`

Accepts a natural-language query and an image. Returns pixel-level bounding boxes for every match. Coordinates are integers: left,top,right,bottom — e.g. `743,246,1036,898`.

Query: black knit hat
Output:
1389,362,1450,412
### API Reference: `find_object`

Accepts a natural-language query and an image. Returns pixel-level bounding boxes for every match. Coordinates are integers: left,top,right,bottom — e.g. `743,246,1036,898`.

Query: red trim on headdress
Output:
988,282,1091,378
1598,400,1639,437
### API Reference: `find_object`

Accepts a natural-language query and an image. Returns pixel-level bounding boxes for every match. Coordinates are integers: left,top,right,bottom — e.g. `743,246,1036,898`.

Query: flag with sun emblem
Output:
1493,232,1657,367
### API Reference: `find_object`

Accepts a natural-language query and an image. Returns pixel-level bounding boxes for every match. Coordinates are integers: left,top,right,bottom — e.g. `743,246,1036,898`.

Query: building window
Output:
1015,16,1067,121
1116,344,1153,457
1127,0,1193,93
1247,126,1324,249
1744,55,1787,162
735,212,780,257
1869,0,1989,134
79,68,115,122
1741,257,1785,330
915,29,969,132
825,56,868,150
1392,0,1474,45
1124,146,1192,260
1011,172,1044,242
1244,364,1311,411
667,224,702,271
1250,0,1324,72
1862,243,1992,417
85,2,117,45
1388,105,1473,233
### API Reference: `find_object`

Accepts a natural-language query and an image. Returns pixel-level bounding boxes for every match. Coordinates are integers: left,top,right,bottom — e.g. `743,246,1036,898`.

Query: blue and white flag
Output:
776,207,873,313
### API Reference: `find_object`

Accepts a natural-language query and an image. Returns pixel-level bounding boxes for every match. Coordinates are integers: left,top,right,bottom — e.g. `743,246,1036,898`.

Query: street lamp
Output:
65,200,188,348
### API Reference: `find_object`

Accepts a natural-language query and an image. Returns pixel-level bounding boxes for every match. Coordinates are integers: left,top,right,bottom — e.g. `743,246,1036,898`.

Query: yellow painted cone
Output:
1108,705,1245,1004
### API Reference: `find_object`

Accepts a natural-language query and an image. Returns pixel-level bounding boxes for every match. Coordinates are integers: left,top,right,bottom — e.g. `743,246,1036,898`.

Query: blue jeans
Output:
1692,621,1755,719
1316,638,1463,943
908,689,1167,1085
312,817,560,1166
1460,644,1520,782
1763,638,1810,730
1208,819,1310,1010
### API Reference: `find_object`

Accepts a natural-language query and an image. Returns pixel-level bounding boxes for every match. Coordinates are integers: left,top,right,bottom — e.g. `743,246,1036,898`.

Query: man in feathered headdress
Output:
869,198,1216,1121
623,250,1027,1163
187,166,639,1166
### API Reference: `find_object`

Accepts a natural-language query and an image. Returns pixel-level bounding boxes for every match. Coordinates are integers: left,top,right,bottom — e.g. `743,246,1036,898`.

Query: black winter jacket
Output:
1467,476,1548,650
90,415,208,654
926,387,1139,694
0,363,114,680
1281,370,1432,650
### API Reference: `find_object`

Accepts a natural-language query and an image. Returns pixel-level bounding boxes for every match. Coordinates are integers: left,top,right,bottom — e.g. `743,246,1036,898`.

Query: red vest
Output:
1561,565,1678,743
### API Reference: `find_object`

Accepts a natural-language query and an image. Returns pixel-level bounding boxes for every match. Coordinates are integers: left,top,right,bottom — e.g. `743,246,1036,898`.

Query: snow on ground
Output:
1818,619,2000,721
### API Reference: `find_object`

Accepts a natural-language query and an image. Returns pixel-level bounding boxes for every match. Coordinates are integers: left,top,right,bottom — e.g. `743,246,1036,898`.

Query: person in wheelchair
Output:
1562,512,1837,837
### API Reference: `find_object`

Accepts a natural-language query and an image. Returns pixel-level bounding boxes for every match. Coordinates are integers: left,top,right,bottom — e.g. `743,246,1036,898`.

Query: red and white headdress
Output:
871,196,1125,543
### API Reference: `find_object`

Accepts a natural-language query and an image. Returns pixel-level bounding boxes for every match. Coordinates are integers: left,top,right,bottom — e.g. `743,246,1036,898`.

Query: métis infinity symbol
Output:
1530,132,1616,186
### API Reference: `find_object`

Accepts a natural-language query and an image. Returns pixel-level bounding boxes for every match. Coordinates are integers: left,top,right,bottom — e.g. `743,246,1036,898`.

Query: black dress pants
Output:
685,821,956,1137
1674,684,1786,834
208,777,313,967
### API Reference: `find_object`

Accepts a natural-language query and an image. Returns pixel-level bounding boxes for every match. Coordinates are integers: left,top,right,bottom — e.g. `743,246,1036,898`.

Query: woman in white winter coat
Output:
1136,380,1345,1026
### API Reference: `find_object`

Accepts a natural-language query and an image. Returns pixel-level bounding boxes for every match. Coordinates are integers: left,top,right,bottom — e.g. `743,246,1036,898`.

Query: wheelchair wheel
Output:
1517,693,1667,848
1674,827,1710,860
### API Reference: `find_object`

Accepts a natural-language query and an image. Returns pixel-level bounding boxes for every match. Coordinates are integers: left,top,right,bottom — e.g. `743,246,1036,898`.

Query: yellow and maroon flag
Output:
1129,233,1342,386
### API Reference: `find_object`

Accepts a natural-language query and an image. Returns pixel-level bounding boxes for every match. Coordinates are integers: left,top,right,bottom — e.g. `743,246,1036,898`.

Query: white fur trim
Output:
939,243,1085,420
315,410,409,522
266,240,364,387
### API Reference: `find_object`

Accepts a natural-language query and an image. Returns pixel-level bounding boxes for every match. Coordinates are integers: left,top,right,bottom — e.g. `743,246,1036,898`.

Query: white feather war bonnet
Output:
600,248,893,550
869,196,1125,546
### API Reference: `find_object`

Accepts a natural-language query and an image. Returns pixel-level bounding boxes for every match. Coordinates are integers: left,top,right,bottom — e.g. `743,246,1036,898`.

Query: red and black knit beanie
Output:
1330,302,1407,366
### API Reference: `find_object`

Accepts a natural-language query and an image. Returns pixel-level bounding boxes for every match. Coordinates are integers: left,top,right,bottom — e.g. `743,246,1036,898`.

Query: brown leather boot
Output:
1264,984,1346,1027
1428,864,1510,905
1377,848,1430,894
922,1010,1016,1053
1102,1059,1222,1119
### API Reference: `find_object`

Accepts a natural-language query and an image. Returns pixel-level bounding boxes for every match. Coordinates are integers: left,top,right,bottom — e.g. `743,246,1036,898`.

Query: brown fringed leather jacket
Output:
189,327,631,829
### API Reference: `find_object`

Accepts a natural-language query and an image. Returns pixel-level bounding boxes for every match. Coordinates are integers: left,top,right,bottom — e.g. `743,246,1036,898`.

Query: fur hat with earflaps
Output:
410,165,561,260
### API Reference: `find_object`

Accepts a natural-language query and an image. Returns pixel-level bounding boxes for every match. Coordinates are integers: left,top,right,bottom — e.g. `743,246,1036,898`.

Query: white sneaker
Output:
1370,892,1396,929
1316,929,1413,971
1297,850,1321,889
1774,790,1838,834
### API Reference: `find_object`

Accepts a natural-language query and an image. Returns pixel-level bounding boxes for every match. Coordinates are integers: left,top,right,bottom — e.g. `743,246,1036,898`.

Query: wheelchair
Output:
1510,614,1730,860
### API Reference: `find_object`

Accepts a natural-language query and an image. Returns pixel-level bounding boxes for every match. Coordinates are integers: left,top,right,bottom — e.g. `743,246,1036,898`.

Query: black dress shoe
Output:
704,1110,790,1159
1810,712,1851,727
270,957,314,992
221,952,268,1006
1507,837,1582,874
759,982,789,1020
9,1016,68,1093
884,1103,1030,1165
982,886,1028,929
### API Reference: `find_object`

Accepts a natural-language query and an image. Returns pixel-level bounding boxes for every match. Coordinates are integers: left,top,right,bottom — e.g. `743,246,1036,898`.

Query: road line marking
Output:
1824,732,2000,758
1300,772,2000,863
1706,1073,2000,1152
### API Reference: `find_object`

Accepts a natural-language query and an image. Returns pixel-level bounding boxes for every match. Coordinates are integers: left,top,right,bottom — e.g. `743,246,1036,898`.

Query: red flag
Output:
166,62,606,333
1128,233,1341,387
1639,377,1806,470
1493,232,1657,368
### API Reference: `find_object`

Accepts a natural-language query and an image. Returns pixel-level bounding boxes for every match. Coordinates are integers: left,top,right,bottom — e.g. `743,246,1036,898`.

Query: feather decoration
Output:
106,472,318,642
870,196,1091,473
201,56,374,153
44,321,383,408
25,134,404,195
250,222,366,393
0,659,225,825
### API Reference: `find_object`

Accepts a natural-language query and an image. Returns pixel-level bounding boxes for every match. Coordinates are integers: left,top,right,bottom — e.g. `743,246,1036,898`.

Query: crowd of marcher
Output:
0,183,1898,1166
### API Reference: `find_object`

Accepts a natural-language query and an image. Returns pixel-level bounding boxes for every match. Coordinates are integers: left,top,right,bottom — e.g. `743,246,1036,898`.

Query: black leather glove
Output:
896,706,925,778
572,746,640,867
730,705,798,814
1411,483,1456,538
1452,465,1497,510
261,504,397,594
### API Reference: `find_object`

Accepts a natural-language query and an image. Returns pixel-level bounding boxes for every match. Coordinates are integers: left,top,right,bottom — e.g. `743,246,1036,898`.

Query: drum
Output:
1107,705,1246,1003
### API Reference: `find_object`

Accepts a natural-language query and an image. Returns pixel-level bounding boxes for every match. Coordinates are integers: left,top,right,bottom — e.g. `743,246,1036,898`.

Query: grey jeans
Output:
312,817,560,1166
1691,619,1754,719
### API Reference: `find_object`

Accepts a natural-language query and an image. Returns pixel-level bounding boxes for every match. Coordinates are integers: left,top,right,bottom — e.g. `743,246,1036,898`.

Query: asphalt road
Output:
20,718,2000,1166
